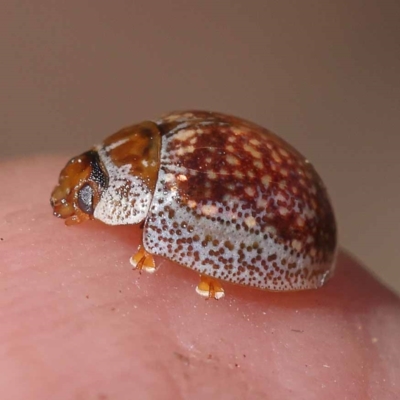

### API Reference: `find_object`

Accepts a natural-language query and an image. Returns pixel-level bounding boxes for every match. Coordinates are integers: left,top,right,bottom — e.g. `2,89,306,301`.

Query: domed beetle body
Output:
51,111,337,299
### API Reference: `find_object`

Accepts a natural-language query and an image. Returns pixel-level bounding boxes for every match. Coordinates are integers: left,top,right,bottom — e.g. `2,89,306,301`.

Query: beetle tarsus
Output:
196,275,225,300
130,245,156,274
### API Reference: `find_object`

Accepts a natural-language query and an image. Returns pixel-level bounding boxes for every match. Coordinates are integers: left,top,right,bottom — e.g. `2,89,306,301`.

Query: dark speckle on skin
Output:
174,352,190,365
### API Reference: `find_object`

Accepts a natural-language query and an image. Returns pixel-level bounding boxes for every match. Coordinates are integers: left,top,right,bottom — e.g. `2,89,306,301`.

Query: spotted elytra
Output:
50,110,337,299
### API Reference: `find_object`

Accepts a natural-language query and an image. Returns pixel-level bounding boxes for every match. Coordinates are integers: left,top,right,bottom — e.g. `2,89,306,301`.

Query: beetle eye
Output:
77,184,94,215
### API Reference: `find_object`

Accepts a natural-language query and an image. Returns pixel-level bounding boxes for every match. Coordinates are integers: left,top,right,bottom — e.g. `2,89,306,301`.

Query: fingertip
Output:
2,156,399,399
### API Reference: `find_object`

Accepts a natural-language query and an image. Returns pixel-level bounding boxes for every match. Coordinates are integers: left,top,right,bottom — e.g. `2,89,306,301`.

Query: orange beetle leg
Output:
196,274,225,300
130,245,156,274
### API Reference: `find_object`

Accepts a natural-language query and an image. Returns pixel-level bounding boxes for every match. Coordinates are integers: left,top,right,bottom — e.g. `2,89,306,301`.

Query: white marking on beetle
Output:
292,239,303,252
165,121,190,135
264,225,277,235
226,154,240,166
201,204,218,216
279,148,289,158
163,114,181,122
245,187,256,197
174,129,196,142
188,200,197,208
231,127,243,136
234,171,244,179
276,192,286,203
207,171,217,180
165,173,175,182
254,160,264,169
257,197,268,209
250,138,261,146
296,216,305,227
105,137,130,151
280,168,288,177
261,175,271,186
177,174,188,182
245,216,257,228
271,151,282,163
243,143,262,158
176,145,195,156
279,207,289,216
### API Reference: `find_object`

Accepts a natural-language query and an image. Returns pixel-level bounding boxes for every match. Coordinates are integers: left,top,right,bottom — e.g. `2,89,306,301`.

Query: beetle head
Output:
50,151,108,225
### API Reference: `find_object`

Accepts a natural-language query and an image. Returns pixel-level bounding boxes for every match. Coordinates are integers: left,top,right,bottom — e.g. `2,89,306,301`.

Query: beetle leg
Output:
130,245,156,274
195,274,225,300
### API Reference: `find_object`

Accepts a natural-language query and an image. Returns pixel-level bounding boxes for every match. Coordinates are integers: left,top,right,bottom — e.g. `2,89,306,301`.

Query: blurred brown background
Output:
1,1,399,293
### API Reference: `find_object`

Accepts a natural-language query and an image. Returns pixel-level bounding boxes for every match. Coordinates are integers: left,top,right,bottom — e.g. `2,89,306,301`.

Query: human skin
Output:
1,156,399,400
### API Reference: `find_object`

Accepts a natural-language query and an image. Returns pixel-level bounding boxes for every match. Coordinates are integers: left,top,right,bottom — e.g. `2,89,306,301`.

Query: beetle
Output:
50,110,337,299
